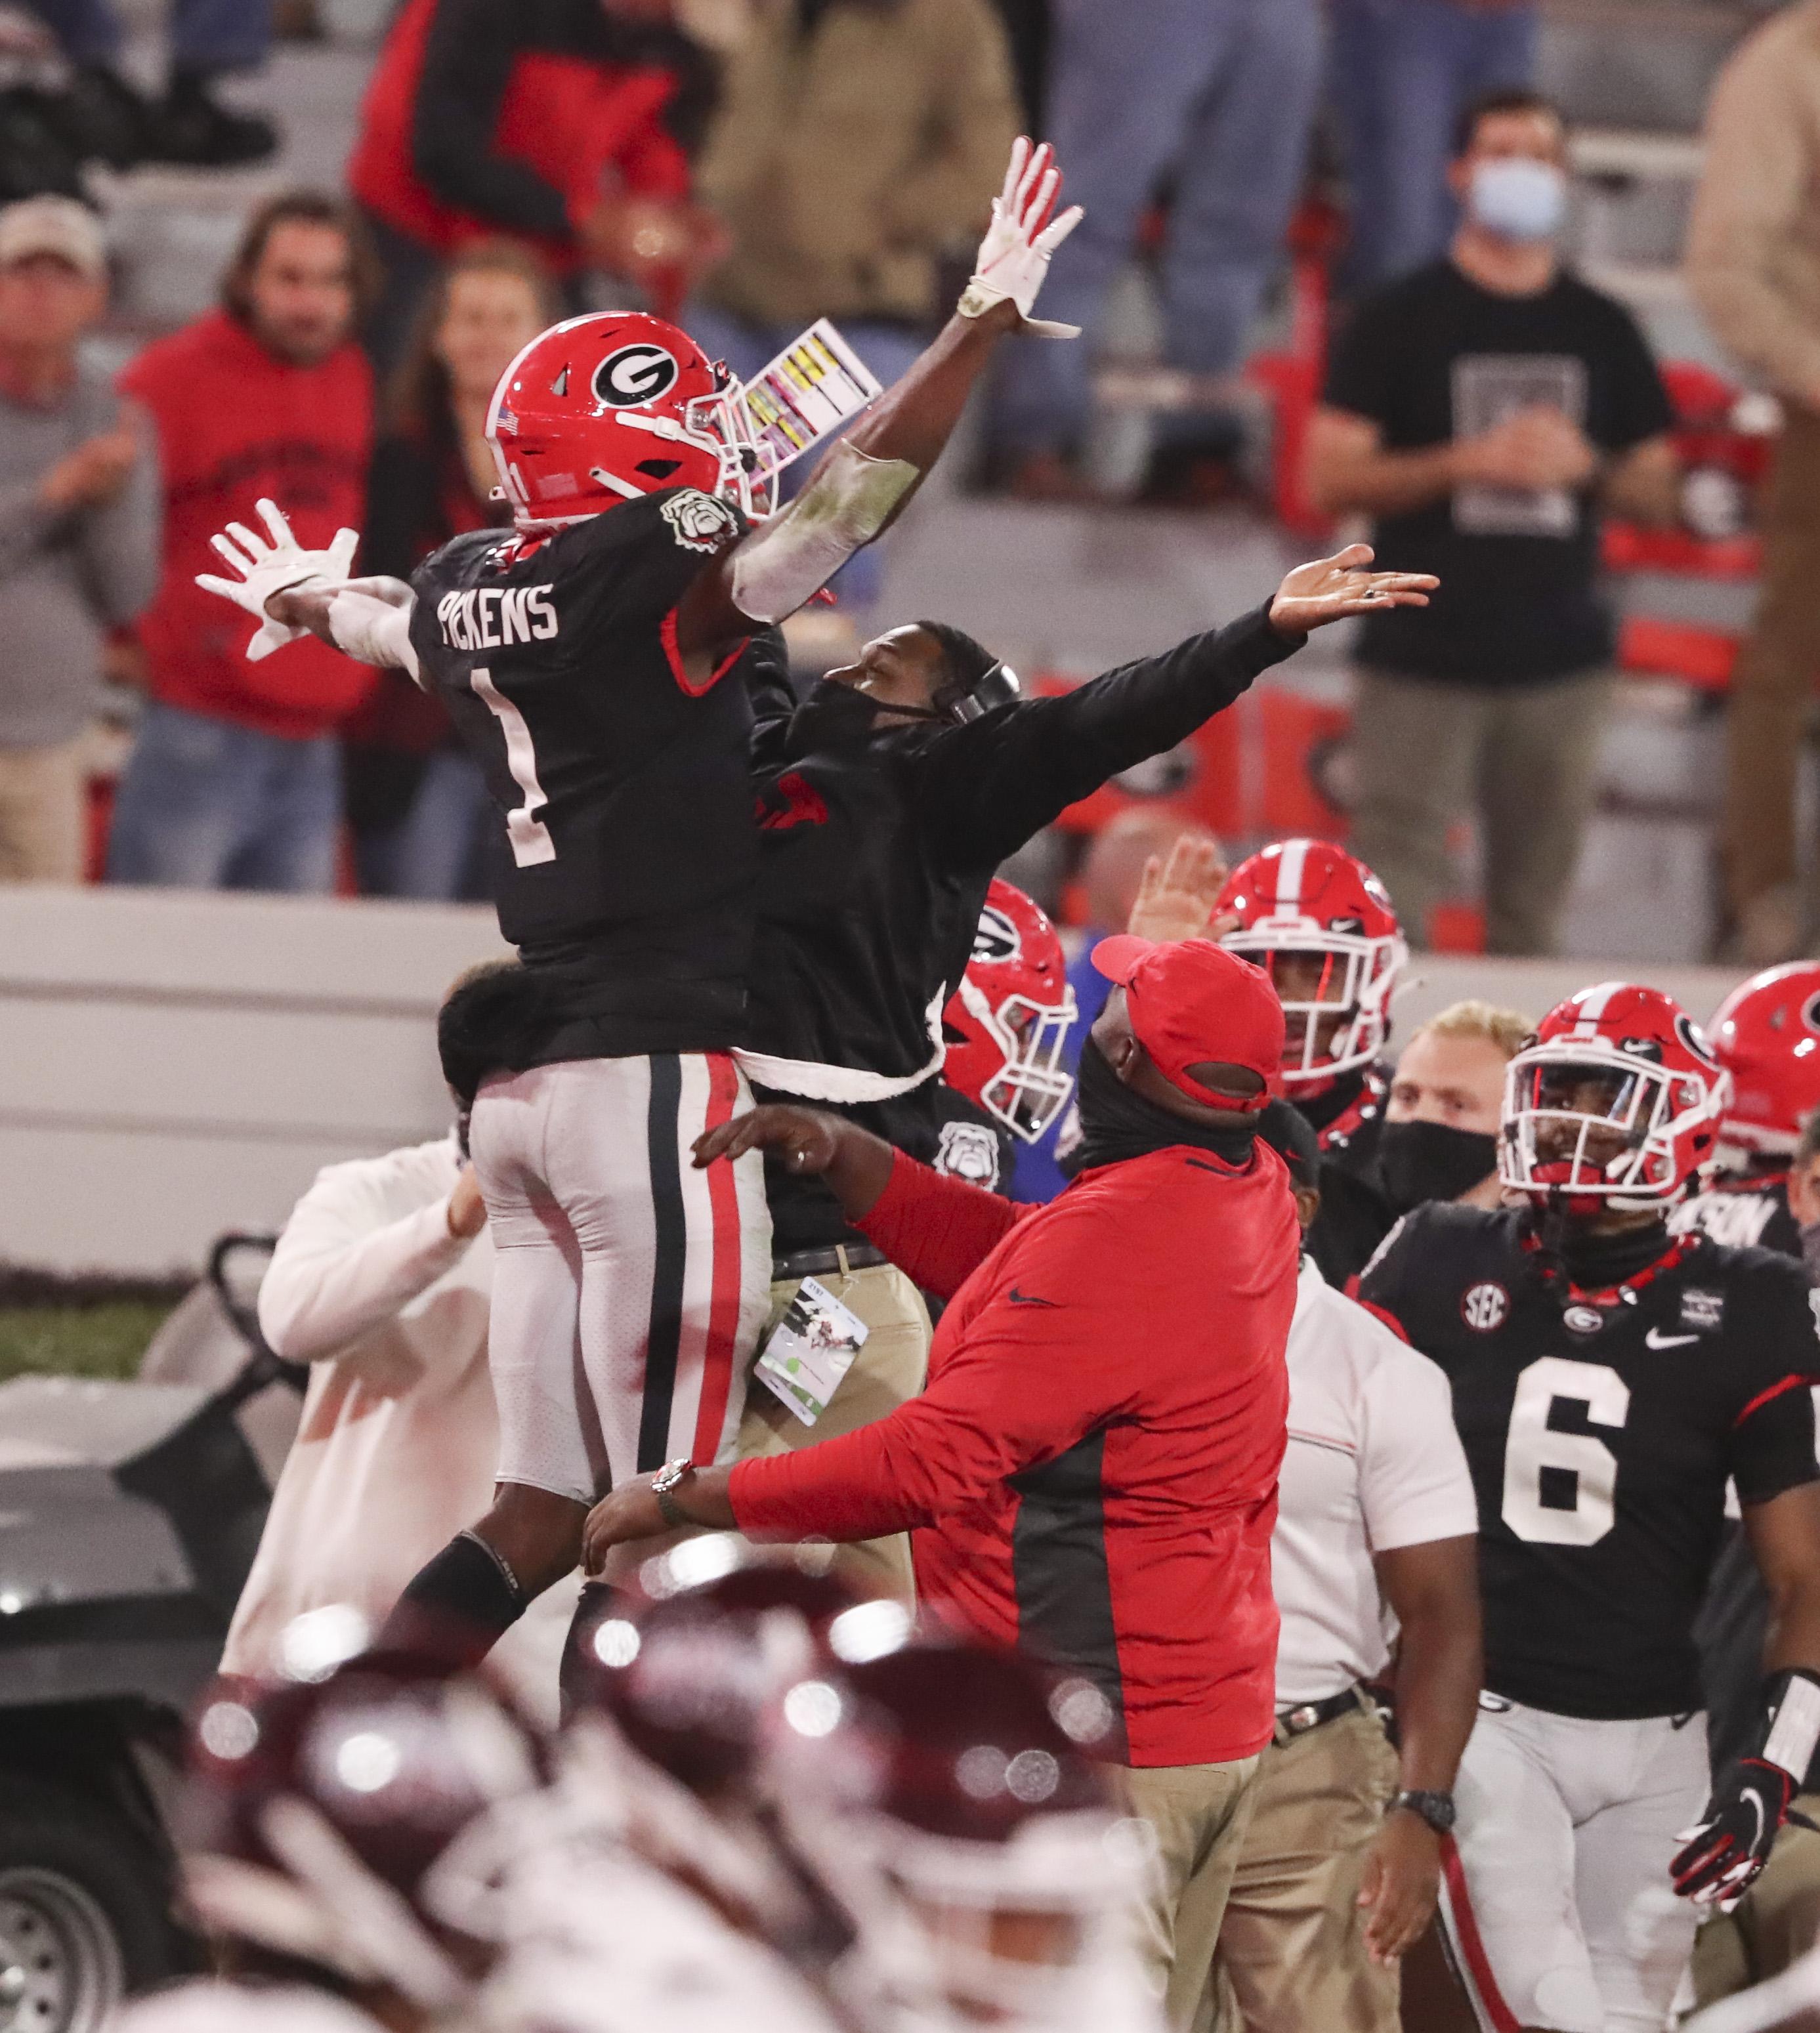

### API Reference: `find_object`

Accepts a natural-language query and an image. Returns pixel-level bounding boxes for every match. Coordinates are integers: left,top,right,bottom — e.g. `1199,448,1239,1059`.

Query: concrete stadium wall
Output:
0,884,1751,1276
0,886,508,1276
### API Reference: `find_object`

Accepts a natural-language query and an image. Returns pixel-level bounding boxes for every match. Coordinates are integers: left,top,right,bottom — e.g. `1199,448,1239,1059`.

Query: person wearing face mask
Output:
1376,998,1533,1218
1360,982,1820,2033
730,551,1431,1599
1305,87,1682,957
581,937,1306,2028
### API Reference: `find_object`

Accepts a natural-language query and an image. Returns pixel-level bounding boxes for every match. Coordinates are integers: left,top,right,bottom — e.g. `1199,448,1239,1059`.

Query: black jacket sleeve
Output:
411,0,574,241
916,604,1298,868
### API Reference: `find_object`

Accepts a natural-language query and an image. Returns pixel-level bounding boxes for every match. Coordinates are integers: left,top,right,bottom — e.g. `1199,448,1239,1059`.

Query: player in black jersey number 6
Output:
1359,982,1820,2033
194,139,1091,1667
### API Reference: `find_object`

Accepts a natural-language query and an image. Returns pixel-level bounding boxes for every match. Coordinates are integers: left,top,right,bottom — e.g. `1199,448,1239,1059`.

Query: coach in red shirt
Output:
107,192,375,894
585,936,1301,2019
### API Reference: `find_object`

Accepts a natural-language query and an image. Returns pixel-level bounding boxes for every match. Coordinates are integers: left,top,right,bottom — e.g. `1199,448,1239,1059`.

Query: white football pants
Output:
1439,1694,1709,2033
471,1055,772,1503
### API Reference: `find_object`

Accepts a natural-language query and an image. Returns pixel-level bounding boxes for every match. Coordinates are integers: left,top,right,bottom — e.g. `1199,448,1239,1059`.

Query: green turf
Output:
0,1302,175,1385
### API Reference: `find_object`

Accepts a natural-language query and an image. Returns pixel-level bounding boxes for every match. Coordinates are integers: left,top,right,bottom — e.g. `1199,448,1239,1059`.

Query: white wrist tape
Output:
730,440,918,625
327,581,421,682
1764,1671,1820,1780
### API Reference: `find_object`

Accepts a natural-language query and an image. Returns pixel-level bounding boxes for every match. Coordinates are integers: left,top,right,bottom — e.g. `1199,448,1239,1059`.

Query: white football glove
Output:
958,136,1085,339
195,498,360,661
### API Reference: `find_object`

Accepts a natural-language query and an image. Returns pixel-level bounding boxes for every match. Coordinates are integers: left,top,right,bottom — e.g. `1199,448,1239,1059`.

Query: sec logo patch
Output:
1461,1282,1509,1333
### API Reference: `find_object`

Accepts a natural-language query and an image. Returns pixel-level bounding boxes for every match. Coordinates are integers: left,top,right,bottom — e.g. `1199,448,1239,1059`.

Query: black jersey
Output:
748,605,1296,1253
1674,1174,1804,1259
1360,1203,1820,1719
1302,1066,1395,1286
410,488,754,1057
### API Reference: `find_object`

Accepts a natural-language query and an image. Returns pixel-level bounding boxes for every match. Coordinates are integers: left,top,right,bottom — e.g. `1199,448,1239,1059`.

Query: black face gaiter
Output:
1376,1118,1499,1215
1063,1036,1258,1176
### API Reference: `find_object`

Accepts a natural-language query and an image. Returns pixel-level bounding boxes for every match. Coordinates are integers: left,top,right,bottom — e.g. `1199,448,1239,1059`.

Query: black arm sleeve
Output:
918,604,1298,868
740,627,799,755
412,0,573,242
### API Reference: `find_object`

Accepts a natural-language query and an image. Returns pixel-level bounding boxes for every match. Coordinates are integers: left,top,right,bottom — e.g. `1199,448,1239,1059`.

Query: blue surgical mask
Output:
1468,157,1567,243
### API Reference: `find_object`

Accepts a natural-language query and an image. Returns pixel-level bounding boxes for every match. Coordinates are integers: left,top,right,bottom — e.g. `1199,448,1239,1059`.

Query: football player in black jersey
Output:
1677,963,1820,1259
194,138,1095,1666
1214,839,1406,1283
1359,981,1820,2033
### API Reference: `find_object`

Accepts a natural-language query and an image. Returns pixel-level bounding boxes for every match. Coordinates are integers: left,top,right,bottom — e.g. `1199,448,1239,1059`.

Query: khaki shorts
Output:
734,1252,931,1599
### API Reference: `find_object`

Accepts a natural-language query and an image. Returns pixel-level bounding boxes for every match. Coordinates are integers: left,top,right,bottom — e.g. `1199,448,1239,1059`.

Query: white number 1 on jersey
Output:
1502,1356,1631,1546
471,666,555,866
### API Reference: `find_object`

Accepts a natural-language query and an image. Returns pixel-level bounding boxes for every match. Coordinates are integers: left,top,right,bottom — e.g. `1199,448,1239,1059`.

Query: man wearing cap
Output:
0,194,156,882
583,935,1303,2025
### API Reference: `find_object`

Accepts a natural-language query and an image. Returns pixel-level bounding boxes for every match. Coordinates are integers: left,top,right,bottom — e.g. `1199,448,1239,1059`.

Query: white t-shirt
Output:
221,1135,496,1679
1273,1256,1479,1706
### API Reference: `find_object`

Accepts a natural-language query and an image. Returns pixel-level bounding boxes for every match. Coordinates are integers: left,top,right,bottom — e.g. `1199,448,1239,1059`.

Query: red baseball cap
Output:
1091,934,1284,1111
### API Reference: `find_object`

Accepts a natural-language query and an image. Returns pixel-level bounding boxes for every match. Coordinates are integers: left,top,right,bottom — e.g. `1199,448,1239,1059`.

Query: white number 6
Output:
1501,1356,1630,1547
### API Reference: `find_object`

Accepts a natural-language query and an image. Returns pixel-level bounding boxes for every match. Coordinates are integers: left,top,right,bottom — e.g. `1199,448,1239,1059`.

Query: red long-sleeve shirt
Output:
729,1143,1300,1767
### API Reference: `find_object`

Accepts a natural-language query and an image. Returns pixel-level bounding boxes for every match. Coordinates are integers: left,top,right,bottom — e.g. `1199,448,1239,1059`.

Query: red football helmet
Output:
943,880,1078,1144
487,312,767,530
1499,982,1731,1210
1216,839,1405,1088
1708,961,1820,1167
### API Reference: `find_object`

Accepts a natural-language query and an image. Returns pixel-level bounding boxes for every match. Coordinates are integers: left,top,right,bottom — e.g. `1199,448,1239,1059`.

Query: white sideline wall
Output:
0,885,509,1276
0,884,1752,1276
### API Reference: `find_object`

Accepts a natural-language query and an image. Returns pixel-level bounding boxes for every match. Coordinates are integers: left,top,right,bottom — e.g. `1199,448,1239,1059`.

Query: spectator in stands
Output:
0,197,156,884
984,0,1323,503
106,194,376,895
350,242,558,900
348,0,722,375
1687,7,1820,966
687,0,1018,442
1305,89,1679,955
1328,0,1538,296
25,0,278,169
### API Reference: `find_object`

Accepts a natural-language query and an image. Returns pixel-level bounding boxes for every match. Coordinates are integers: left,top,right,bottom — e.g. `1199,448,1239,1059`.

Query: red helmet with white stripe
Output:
1215,839,1405,1089
486,312,767,531
942,881,1077,1144
1499,982,1730,1211
1708,961,1820,1168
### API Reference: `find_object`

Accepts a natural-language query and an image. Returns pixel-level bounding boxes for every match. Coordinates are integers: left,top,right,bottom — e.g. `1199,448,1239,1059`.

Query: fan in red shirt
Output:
107,193,375,894
583,934,1302,2010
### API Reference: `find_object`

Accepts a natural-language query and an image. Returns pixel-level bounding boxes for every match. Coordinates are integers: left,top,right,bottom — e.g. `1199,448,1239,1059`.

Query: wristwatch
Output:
1387,1789,1456,1835
652,1456,696,1530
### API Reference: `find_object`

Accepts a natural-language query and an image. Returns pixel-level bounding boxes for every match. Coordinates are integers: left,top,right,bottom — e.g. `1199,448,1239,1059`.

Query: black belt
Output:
1274,1687,1366,1744
772,1242,888,1282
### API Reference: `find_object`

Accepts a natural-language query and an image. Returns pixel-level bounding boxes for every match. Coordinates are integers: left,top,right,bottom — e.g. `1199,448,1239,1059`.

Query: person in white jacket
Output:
222,1129,497,1683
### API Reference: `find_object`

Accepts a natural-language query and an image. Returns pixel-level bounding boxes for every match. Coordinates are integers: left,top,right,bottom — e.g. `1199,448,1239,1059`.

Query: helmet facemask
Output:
1220,927,1402,1086
954,974,1078,1144
1498,1041,1723,1210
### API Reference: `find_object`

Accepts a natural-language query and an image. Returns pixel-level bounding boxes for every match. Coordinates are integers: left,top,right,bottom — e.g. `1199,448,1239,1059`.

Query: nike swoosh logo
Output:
1007,1288,1059,1308
1646,1329,1701,1349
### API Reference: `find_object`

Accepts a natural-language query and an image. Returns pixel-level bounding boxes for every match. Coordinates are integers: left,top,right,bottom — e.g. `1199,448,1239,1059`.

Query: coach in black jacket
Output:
725,543,1433,1593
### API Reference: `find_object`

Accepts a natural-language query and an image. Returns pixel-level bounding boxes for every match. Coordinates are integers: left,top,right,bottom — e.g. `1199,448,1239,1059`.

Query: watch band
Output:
1388,1788,1456,1835
652,1456,695,1530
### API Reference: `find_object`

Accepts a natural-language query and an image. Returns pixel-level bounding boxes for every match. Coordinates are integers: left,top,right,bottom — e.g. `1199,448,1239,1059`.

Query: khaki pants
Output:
1116,1753,1262,2030
734,1253,931,1599
1724,402,1820,919
1691,1792,1820,2005
1349,664,1615,955
1210,1704,1401,2033
0,736,85,882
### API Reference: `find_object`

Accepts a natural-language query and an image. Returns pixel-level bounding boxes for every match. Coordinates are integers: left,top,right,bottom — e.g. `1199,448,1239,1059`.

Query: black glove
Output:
1670,1757,1794,1906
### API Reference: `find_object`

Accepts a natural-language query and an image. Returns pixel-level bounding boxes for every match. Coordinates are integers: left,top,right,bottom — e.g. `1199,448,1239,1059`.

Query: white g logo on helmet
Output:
593,344,681,409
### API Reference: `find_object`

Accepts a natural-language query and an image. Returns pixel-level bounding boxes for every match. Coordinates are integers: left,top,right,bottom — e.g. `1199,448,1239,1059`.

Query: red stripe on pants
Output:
690,1054,744,1461
1440,1834,1521,2033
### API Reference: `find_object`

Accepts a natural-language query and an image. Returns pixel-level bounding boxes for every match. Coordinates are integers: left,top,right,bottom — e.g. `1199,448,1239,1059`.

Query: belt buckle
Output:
1282,1703,1320,1736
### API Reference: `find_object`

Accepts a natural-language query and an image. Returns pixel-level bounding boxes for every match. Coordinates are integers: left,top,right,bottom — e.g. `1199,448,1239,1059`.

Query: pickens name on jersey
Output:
434,584,559,650
1359,1202,1820,1720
